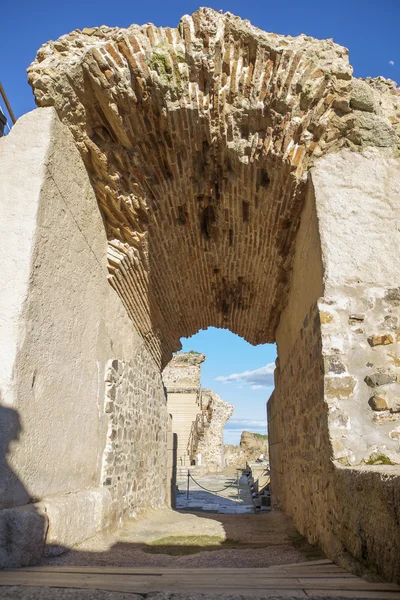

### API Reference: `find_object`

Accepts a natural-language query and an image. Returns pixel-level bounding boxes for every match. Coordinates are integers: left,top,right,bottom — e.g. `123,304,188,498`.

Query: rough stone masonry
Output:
0,7,399,583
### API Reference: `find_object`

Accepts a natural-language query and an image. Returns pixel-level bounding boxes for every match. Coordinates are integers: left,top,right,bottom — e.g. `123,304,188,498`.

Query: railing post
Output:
186,469,190,500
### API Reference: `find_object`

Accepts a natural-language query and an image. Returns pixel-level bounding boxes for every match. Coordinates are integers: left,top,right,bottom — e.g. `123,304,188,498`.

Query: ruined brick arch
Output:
0,6,397,579
27,7,379,369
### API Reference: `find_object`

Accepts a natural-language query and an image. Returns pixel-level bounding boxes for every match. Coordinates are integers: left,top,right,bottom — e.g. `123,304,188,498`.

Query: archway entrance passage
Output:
0,7,399,581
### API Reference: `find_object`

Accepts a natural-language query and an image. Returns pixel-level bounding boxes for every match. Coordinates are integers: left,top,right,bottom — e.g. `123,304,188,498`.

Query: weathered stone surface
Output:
390,398,400,413
368,394,389,411
0,504,48,567
1,7,400,585
0,108,171,561
365,372,396,387
196,390,234,472
163,353,205,389
102,357,168,519
350,79,379,113
325,376,356,399
368,333,394,347
324,355,346,374
163,353,233,472
224,431,269,468
39,488,112,557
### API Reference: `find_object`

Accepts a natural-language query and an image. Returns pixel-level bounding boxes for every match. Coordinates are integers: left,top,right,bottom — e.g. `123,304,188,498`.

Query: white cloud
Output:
216,362,275,388
389,60,395,65
227,418,267,428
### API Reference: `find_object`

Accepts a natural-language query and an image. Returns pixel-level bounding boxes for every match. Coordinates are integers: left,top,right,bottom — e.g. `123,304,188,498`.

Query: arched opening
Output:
0,7,399,581
163,327,275,472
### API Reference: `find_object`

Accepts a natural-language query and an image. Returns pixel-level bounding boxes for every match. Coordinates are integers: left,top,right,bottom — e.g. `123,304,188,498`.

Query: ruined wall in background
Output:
163,353,205,388
163,354,233,472
196,390,233,472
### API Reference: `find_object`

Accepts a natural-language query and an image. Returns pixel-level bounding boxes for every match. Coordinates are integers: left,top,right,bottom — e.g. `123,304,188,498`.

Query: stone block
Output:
365,372,396,387
38,488,112,556
350,79,378,113
368,394,389,411
367,333,393,347
0,504,48,568
325,376,356,398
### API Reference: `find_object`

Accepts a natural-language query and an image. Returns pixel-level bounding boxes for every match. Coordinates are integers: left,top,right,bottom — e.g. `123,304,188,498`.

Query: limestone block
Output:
368,394,389,411
365,372,396,387
0,504,48,567
368,333,394,347
350,79,379,113
38,488,112,556
325,376,356,399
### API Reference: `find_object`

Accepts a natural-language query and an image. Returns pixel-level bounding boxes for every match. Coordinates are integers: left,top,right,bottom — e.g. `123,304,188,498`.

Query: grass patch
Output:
149,535,223,547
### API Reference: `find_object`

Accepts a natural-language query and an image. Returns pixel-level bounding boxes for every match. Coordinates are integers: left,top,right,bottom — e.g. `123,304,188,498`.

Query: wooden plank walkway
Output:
0,559,400,598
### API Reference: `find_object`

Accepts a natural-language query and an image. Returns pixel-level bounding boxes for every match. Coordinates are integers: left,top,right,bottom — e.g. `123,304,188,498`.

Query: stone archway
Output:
0,7,399,580
28,7,384,367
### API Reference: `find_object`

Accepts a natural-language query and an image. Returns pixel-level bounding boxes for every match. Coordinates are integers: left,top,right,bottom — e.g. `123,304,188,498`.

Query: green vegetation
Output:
149,50,173,84
365,453,394,466
253,433,268,440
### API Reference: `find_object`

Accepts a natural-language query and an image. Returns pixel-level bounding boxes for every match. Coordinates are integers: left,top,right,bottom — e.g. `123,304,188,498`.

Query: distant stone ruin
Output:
0,7,399,582
163,352,233,473
225,431,269,468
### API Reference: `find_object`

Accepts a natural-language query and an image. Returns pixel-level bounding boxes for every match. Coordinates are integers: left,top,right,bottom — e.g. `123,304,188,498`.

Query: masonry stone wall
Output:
196,390,234,472
269,147,400,582
101,355,168,521
163,353,205,388
0,108,170,566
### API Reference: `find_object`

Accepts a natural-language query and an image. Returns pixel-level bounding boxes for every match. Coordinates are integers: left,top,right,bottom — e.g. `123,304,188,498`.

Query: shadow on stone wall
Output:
0,399,48,567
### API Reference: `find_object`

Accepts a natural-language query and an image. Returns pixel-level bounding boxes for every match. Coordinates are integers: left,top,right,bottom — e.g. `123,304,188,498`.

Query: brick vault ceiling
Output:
28,8,399,368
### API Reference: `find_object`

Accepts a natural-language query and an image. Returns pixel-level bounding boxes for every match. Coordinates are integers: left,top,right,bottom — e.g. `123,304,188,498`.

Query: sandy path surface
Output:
43,508,323,568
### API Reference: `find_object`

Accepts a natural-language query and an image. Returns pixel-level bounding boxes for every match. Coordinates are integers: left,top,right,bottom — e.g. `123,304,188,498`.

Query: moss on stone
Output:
337,456,351,467
365,453,394,466
149,50,173,84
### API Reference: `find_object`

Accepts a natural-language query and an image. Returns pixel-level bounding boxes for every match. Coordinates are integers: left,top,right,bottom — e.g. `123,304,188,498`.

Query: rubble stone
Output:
367,333,394,347
368,394,389,411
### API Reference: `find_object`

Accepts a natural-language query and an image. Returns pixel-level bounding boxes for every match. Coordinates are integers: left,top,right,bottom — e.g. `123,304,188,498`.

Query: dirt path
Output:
44,508,323,569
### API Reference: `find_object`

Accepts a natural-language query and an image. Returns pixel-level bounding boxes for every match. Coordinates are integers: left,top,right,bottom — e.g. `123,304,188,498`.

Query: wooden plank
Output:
11,564,343,575
1,571,399,594
297,578,400,591
306,591,400,599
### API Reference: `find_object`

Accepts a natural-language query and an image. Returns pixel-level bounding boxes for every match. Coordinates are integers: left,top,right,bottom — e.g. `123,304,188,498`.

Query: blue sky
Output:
1,0,399,121
181,329,275,444
2,1,398,444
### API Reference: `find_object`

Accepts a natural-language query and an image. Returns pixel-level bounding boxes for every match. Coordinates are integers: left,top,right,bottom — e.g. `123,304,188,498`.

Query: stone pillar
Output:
270,147,400,582
0,108,169,565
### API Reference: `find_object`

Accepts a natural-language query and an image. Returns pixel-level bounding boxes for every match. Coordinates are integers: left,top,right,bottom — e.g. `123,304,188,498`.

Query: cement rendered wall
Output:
270,147,400,582
0,108,169,565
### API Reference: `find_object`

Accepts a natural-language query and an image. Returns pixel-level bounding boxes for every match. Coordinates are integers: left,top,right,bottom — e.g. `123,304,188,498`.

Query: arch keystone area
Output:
0,7,399,582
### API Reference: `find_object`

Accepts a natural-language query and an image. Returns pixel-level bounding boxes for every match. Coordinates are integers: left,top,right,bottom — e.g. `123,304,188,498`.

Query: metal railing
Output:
0,82,16,137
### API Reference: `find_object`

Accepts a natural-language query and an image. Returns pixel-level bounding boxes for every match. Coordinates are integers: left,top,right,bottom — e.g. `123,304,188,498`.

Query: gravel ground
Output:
43,509,323,568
